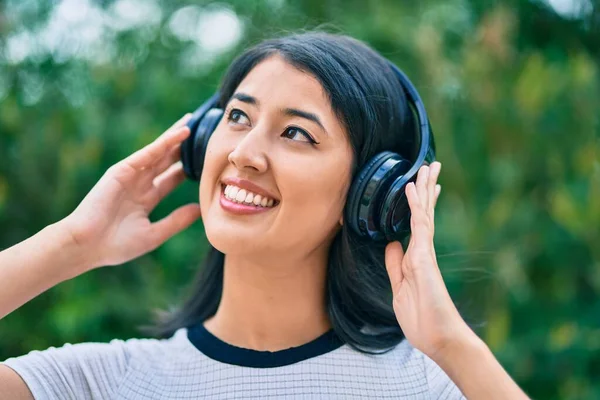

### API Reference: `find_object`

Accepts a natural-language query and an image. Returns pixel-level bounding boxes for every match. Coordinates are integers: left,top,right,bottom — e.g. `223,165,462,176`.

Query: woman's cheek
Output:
198,149,220,215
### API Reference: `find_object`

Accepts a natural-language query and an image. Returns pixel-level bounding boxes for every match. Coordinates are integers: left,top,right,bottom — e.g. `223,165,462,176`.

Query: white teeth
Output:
223,184,277,208
235,189,247,202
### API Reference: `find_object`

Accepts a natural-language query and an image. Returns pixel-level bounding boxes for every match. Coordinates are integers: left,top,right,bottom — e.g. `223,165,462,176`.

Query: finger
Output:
415,165,430,210
127,125,190,171
385,241,405,293
138,141,184,192
406,181,424,237
405,181,420,213
150,113,192,154
149,203,202,248
169,113,193,131
153,143,182,177
407,181,432,243
431,184,442,222
160,113,192,143
433,184,441,208
151,162,186,207
427,162,441,214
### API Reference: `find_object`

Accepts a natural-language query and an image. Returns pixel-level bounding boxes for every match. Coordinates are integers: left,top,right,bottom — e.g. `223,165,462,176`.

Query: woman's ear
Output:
339,216,343,226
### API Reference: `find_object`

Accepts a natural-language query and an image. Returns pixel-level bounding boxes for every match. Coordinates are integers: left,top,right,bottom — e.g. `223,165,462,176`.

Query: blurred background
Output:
0,0,598,398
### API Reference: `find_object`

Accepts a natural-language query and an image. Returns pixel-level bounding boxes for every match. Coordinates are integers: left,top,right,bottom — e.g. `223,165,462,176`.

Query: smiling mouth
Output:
220,184,280,208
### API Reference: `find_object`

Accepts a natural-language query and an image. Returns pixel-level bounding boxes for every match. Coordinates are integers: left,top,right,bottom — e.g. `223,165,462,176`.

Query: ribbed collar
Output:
187,323,345,368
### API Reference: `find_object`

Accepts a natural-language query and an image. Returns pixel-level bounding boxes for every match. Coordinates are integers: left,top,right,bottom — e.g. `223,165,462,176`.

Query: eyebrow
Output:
282,108,327,135
230,92,328,136
232,92,257,105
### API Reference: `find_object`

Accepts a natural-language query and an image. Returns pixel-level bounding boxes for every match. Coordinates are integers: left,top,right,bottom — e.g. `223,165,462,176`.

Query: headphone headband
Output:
377,62,436,241
386,62,435,166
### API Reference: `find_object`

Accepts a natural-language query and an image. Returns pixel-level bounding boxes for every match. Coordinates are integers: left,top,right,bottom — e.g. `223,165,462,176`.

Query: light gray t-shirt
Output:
2,324,465,399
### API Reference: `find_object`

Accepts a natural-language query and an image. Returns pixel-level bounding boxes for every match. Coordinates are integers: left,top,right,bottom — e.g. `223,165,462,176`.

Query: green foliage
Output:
1,1,598,398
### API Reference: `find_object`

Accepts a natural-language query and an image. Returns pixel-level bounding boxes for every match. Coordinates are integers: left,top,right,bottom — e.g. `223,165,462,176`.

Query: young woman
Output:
0,32,529,399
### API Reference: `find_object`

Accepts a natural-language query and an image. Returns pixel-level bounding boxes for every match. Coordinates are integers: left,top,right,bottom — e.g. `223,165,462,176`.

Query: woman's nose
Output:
227,130,268,173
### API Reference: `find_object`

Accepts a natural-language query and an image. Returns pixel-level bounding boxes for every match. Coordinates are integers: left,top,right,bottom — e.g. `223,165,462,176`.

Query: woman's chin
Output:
205,228,265,254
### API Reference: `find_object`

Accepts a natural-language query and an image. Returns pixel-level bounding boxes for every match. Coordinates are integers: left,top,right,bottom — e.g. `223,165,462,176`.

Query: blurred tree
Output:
0,0,598,398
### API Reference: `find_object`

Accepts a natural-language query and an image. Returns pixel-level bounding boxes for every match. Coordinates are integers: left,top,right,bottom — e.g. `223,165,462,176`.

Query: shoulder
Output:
1,328,190,400
327,339,465,399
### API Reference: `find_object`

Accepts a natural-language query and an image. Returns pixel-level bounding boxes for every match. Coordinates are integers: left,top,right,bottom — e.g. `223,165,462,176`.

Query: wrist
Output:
432,326,487,370
46,221,94,277
427,325,530,400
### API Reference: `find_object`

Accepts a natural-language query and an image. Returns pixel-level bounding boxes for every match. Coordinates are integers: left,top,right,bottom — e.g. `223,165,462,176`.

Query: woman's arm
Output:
432,327,528,400
0,366,33,400
0,114,199,321
0,222,84,399
0,222,86,320
0,114,199,398
384,162,529,399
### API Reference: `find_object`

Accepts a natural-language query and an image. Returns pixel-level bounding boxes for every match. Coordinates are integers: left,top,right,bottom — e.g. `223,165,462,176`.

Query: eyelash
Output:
225,107,320,145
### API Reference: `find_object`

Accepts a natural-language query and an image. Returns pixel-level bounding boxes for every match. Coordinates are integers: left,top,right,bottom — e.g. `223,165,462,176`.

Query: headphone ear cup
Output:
346,151,396,239
346,151,413,241
379,165,418,242
181,93,222,181
182,110,223,181
181,119,198,180
189,108,224,181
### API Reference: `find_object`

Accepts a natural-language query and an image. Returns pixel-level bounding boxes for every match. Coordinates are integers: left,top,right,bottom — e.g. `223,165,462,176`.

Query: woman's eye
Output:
228,109,250,126
282,127,316,144
226,108,317,145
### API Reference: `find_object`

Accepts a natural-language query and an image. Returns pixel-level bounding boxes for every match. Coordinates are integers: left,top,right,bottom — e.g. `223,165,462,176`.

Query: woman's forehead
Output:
231,55,346,139
235,57,328,109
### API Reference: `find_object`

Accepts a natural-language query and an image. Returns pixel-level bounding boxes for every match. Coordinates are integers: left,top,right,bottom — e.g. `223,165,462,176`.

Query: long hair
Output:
146,32,422,354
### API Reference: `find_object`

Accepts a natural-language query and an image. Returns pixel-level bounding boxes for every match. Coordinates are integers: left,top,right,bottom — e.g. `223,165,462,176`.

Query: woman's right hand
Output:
59,114,202,271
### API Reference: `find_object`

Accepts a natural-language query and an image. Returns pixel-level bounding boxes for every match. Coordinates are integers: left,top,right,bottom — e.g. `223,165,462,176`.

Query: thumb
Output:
149,203,202,248
385,241,405,294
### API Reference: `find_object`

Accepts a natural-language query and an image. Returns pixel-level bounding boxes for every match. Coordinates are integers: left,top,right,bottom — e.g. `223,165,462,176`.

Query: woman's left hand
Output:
385,162,474,361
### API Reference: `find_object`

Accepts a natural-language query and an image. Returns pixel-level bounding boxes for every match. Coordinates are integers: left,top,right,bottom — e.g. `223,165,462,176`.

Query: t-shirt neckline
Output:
186,323,345,368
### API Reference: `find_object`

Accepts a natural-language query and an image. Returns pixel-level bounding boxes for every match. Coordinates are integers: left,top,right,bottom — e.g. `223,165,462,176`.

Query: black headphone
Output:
181,61,435,243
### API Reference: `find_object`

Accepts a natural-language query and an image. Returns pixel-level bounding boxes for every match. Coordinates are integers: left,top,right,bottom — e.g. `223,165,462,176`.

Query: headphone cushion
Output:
190,108,224,181
181,119,198,180
181,93,222,181
379,173,412,242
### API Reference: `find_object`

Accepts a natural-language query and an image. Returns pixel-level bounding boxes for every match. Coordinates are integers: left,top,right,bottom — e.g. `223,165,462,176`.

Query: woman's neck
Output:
203,250,332,352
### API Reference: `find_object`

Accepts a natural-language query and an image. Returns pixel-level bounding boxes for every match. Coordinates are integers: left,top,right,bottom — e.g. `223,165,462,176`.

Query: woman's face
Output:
199,55,354,258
